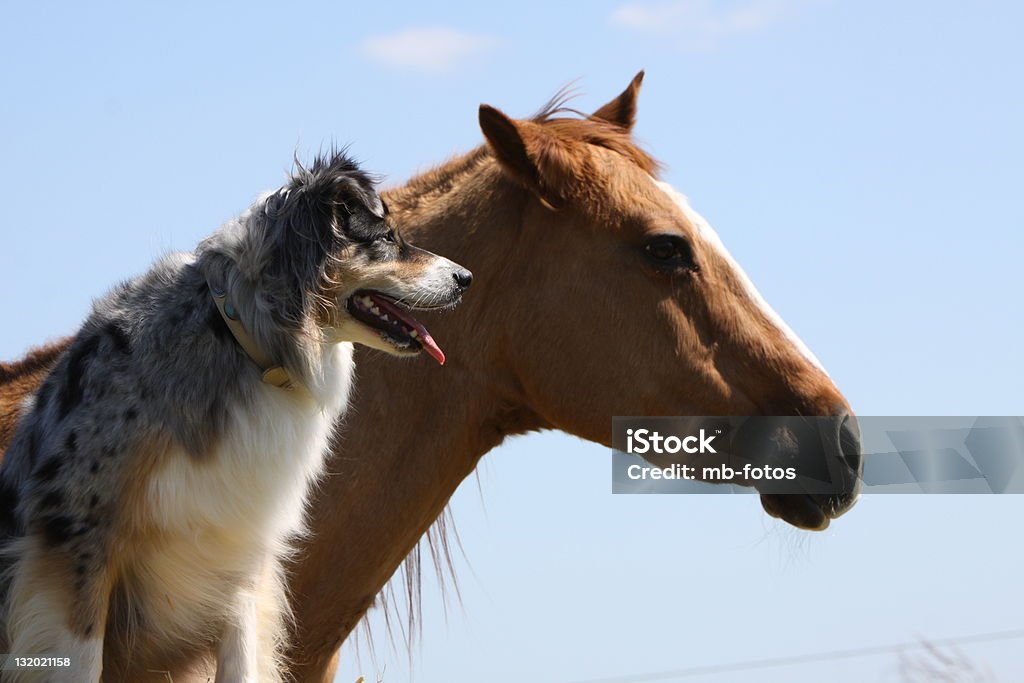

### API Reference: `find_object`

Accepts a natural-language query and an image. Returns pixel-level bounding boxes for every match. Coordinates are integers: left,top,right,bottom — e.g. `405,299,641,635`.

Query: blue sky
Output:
1,1,1022,681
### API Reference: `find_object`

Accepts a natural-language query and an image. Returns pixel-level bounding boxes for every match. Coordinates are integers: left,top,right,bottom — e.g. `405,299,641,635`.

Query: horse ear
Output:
592,70,644,130
479,104,567,210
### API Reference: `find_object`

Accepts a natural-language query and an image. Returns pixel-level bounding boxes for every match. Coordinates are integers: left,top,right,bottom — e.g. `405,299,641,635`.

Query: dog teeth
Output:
410,330,419,338
353,295,403,329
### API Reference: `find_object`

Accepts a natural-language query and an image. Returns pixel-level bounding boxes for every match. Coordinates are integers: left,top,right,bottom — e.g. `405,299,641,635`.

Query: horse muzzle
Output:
751,412,863,531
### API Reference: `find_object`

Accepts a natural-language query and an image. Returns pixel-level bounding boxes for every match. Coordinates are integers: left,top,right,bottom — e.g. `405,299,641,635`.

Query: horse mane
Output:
350,506,467,671
385,147,493,211
0,339,68,384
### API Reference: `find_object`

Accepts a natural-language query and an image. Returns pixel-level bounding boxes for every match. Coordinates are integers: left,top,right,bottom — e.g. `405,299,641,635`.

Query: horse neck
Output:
368,158,547,462
289,157,548,676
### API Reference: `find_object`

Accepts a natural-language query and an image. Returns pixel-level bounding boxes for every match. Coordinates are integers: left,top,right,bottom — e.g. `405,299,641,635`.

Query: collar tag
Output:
208,279,295,391
261,367,294,390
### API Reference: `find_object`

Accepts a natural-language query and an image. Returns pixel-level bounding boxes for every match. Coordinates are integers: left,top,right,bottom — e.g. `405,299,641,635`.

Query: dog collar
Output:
208,280,295,390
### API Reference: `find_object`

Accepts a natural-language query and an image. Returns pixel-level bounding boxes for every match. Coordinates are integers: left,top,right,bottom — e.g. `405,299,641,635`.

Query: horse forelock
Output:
531,109,661,178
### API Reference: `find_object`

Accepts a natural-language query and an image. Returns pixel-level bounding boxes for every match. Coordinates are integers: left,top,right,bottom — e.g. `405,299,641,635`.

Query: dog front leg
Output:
3,538,108,683
214,588,259,683
215,558,286,683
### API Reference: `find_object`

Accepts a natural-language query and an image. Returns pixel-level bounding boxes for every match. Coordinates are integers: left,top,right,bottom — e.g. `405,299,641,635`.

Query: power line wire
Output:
564,627,1024,683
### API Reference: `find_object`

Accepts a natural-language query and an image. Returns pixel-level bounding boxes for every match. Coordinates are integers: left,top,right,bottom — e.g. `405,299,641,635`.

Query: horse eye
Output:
643,235,696,271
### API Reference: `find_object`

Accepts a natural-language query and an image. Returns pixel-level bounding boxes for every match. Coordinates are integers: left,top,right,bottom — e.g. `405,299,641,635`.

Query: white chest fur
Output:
130,342,354,643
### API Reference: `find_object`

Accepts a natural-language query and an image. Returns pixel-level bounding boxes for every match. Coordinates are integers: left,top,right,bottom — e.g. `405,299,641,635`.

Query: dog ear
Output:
334,176,384,219
592,70,644,131
478,105,571,210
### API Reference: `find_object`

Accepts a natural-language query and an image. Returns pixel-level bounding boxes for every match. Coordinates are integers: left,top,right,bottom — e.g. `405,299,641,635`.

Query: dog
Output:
0,150,471,682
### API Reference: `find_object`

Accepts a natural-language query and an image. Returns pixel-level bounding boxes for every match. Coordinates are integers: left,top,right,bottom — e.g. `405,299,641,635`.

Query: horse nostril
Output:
453,268,473,290
838,412,862,474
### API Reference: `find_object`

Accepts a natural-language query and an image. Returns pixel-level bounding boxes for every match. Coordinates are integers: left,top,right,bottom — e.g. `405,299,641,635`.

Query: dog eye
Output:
643,235,697,272
381,230,397,244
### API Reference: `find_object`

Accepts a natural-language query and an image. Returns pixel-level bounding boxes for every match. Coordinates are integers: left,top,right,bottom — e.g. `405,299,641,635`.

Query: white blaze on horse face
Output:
652,179,829,376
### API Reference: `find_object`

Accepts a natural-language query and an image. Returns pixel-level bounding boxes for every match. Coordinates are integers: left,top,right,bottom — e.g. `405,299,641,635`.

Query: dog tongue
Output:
412,330,446,366
368,294,446,365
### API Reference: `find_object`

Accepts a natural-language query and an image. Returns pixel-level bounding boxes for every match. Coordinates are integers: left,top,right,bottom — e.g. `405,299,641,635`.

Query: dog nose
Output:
453,268,473,290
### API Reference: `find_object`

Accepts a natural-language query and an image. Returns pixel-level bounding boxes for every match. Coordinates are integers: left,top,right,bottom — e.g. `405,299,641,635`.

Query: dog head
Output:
223,151,471,365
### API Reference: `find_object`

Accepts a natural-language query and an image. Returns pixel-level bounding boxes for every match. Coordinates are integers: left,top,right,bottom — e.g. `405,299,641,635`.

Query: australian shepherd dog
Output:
0,150,471,682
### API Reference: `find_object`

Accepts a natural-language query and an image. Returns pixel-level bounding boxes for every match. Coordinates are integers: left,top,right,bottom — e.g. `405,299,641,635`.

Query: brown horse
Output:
0,73,861,682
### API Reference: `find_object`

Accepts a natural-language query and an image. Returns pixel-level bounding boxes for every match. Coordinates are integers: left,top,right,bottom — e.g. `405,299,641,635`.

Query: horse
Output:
0,72,861,682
